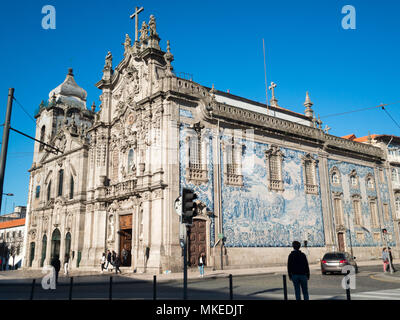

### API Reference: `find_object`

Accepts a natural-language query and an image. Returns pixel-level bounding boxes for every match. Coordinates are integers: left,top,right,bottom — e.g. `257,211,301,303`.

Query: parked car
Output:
320,252,358,275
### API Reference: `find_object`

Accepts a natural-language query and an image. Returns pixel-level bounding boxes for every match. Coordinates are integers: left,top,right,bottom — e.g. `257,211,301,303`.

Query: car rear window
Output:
323,253,345,259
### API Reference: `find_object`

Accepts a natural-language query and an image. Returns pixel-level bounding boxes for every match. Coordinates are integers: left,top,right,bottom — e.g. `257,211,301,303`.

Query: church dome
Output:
49,68,87,108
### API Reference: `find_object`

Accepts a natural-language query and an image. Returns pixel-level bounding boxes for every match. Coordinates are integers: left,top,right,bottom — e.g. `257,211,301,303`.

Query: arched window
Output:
35,186,41,199
58,169,64,197
65,232,71,260
367,177,374,189
51,229,61,260
128,149,135,172
69,176,74,200
47,181,52,201
332,171,340,184
39,126,46,151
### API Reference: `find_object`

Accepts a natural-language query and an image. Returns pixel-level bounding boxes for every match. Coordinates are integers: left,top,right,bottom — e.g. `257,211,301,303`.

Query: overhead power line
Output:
321,101,400,119
12,97,36,125
381,106,400,131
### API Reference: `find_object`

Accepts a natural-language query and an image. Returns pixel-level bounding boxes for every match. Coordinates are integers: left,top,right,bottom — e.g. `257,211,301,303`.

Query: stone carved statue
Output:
140,21,148,42
124,34,131,49
148,15,158,37
108,214,114,241
105,51,113,69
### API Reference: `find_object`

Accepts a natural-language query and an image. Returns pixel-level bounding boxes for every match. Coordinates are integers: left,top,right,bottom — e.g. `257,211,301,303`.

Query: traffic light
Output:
181,188,197,225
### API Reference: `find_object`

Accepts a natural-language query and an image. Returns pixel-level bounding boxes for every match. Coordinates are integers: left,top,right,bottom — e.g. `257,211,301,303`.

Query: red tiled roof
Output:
353,134,379,143
341,134,357,141
0,218,25,230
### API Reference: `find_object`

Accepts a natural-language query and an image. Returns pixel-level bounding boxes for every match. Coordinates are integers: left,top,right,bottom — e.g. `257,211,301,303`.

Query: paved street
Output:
1,263,400,300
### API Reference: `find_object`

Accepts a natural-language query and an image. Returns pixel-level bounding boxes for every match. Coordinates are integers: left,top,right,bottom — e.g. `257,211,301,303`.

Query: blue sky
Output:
0,0,399,211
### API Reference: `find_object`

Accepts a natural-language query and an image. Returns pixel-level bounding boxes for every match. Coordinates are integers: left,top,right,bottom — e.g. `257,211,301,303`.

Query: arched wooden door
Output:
188,219,207,266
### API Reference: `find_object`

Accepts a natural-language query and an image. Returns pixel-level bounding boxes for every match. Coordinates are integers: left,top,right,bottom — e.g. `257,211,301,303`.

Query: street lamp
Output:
2,193,14,215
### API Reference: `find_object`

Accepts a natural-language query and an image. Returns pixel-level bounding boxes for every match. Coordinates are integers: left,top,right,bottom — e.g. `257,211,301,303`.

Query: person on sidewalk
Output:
114,254,122,274
50,256,61,284
388,247,396,272
198,253,206,278
287,241,310,300
382,248,390,272
100,252,106,273
106,250,112,272
64,254,69,276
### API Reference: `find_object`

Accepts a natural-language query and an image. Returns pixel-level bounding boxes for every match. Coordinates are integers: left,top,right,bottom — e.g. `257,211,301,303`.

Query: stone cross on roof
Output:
130,6,144,42
269,82,279,107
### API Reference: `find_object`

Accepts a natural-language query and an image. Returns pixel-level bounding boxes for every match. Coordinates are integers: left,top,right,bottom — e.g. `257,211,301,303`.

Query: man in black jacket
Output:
287,241,310,300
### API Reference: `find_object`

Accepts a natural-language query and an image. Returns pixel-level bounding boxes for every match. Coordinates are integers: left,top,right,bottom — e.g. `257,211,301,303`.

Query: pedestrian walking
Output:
106,250,112,272
388,247,396,272
382,248,390,272
114,254,122,274
64,254,69,276
198,252,206,278
51,256,61,284
100,252,106,273
287,241,310,300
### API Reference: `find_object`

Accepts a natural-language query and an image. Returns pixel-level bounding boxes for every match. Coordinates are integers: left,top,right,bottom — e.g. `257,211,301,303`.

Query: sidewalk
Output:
1,258,396,283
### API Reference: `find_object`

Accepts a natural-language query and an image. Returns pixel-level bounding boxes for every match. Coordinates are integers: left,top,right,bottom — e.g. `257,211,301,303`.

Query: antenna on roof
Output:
263,39,269,114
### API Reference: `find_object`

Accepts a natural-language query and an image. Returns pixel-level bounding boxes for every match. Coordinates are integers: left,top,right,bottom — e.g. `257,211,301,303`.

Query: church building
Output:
23,10,397,273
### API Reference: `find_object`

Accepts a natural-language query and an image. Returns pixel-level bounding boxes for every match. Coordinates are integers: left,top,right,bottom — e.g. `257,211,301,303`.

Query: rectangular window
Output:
383,203,390,221
370,201,378,228
353,199,362,225
58,169,64,197
334,198,343,226
69,176,74,200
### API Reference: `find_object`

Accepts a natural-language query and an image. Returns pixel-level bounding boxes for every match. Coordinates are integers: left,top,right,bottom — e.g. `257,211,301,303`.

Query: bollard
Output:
153,275,157,300
109,276,113,300
346,270,351,300
229,274,233,300
69,277,73,300
283,275,288,300
30,279,36,300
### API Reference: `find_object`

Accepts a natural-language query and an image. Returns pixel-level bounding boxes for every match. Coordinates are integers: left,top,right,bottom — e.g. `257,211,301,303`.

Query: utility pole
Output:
0,88,14,214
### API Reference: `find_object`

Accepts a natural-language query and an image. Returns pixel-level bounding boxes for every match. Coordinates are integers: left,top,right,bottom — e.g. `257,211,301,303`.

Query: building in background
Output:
0,208,26,270
343,134,400,249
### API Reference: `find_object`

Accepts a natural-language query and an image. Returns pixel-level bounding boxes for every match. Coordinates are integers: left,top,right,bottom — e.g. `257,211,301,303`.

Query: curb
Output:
370,272,400,283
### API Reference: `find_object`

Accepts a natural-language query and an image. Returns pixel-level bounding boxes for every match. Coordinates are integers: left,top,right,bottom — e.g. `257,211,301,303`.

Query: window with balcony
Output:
265,145,284,192
185,123,208,184
223,137,243,186
302,154,318,194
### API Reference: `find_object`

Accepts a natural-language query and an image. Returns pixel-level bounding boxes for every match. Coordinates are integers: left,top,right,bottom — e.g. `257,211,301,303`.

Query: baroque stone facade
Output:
23,11,398,273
